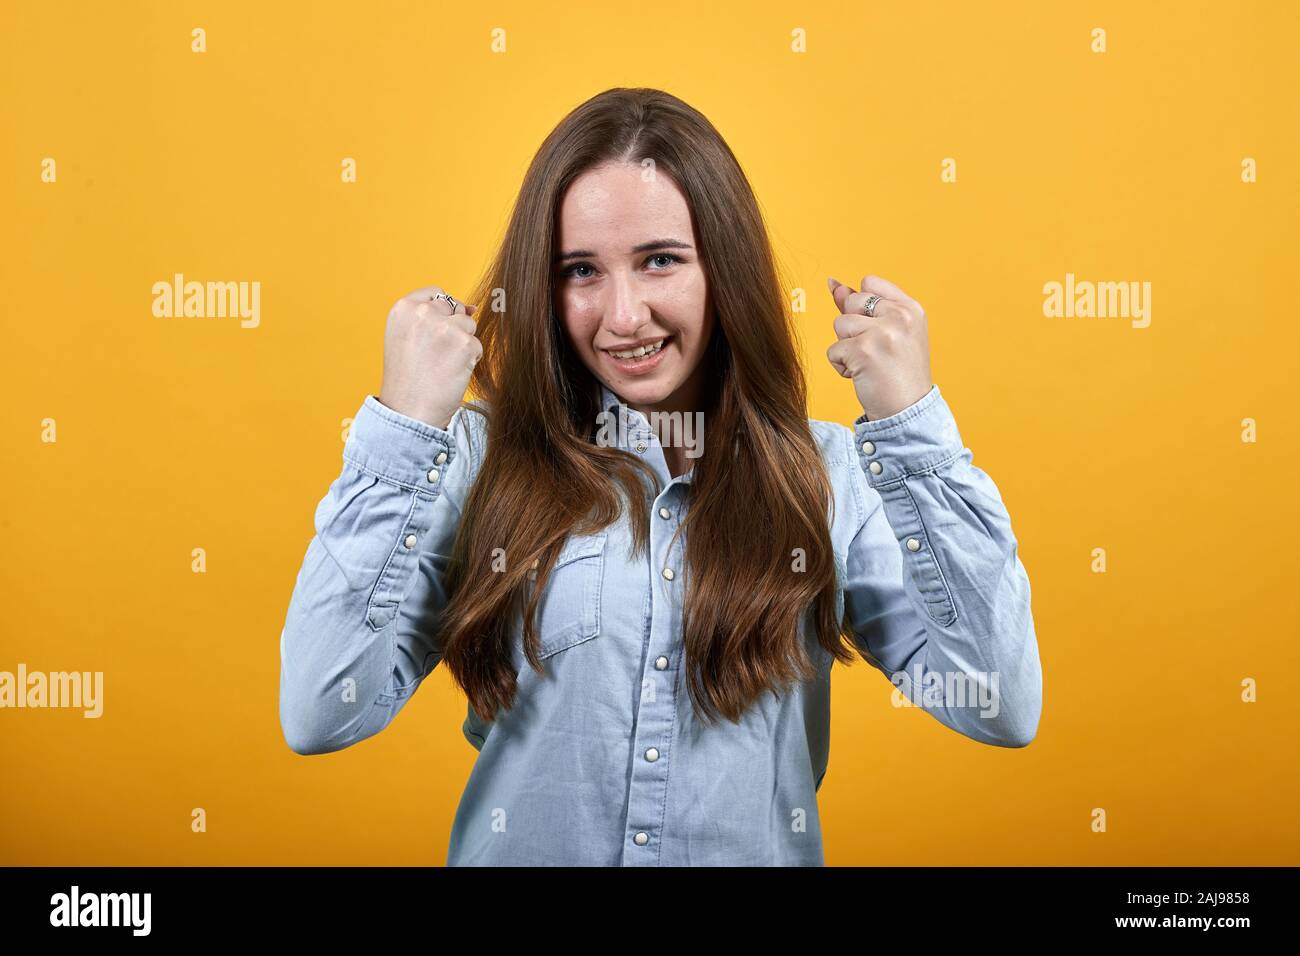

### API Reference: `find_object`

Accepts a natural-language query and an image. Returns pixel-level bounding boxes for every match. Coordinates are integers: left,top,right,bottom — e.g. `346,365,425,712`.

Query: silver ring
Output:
863,293,882,317
430,292,459,312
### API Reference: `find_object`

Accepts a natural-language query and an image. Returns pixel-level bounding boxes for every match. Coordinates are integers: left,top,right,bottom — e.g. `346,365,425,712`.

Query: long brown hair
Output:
439,87,858,725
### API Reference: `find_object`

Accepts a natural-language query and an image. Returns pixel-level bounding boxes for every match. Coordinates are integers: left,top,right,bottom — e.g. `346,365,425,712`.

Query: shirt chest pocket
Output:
522,529,608,660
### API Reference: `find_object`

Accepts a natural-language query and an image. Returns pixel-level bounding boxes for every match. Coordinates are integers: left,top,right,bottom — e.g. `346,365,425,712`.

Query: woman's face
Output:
553,161,714,416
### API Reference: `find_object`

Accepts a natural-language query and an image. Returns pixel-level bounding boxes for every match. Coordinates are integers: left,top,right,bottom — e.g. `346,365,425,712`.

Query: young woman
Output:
279,88,1043,866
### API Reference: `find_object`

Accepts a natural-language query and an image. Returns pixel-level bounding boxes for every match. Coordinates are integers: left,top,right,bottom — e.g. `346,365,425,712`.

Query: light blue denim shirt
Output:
279,382,1042,866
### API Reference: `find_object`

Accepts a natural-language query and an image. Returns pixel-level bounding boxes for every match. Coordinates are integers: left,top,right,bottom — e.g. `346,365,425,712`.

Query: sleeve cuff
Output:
343,394,463,493
852,384,963,487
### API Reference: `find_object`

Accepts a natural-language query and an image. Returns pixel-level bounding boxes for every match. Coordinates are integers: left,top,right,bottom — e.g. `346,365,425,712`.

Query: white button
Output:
655,655,669,670
434,451,447,465
868,461,883,475
426,468,439,482
906,538,921,552
662,568,675,580
634,831,649,846
645,747,659,762
658,507,671,519
861,440,875,454
403,534,417,548
636,441,647,453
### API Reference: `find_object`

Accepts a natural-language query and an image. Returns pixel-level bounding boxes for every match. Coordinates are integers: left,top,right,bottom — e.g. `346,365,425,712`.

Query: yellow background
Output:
2,0,1297,865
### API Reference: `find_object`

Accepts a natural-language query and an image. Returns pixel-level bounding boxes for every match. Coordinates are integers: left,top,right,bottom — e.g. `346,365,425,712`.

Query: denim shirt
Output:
279,382,1042,866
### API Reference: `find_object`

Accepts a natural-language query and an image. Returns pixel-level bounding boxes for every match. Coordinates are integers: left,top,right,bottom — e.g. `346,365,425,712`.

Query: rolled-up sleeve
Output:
842,385,1042,747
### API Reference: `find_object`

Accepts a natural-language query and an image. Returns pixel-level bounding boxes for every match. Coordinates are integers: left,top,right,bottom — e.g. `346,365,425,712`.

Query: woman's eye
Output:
562,254,681,281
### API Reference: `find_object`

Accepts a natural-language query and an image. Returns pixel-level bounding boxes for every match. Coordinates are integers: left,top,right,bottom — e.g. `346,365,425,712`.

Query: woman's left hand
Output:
826,275,934,422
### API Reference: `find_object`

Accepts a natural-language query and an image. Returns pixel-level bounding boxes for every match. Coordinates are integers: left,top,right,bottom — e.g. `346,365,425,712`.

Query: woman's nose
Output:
605,273,650,335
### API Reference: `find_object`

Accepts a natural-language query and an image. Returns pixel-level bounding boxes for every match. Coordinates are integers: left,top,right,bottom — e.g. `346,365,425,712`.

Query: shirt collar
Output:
597,382,649,448
596,381,694,485
598,382,622,420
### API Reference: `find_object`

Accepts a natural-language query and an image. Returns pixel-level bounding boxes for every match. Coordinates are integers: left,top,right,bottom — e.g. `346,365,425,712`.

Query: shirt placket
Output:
614,401,687,866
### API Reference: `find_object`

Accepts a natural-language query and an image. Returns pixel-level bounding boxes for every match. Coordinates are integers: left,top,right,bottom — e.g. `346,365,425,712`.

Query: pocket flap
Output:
554,530,608,568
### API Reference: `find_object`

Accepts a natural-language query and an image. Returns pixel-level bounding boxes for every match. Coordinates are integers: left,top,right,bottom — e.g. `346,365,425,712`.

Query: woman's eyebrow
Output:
554,238,694,263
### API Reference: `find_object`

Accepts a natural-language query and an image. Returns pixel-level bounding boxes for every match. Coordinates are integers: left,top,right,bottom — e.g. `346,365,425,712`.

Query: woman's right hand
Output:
378,286,482,430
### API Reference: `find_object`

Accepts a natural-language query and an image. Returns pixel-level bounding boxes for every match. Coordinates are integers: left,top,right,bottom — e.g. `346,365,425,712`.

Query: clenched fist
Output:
825,275,934,422
378,286,482,430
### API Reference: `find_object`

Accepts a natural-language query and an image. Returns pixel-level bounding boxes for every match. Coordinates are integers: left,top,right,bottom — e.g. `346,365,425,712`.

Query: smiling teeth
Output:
609,339,666,359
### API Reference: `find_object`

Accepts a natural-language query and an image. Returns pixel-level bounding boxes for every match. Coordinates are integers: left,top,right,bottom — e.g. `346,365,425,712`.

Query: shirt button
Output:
861,440,875,454
662,568,675,581
634,831,649,846
658,507,671,519
655,655,669,670
403,533,417,548
906,537,921,552
645,747,659,762
426,468,439,482
434,451,447,465
868,461,883,475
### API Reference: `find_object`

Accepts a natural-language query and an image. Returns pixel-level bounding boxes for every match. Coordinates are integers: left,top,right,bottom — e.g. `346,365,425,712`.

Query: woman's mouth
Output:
602,336,672,374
